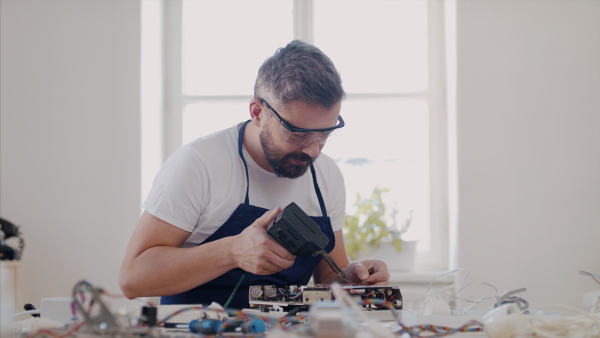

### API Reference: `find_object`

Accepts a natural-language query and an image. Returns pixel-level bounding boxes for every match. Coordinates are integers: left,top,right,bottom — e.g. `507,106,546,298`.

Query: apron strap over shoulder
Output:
238,119,327,217
310,164,327,218
238,120,251,205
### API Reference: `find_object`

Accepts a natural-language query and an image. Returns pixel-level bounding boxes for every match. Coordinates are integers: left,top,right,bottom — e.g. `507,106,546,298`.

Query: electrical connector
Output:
140,306,157,327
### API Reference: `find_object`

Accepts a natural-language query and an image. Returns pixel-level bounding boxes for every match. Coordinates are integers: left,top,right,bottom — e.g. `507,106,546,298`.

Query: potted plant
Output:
343,186,414,268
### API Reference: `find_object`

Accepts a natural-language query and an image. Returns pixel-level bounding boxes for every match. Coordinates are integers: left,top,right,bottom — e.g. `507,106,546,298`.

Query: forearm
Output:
313,230,351,284
119,236,237,299
120,209,291,299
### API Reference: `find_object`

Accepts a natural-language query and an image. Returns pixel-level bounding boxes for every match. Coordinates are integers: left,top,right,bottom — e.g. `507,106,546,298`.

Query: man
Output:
119,40,390,309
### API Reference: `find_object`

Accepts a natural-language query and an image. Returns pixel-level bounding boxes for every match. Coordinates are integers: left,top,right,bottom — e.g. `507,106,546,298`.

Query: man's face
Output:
259,125,316,178
257,99,341,178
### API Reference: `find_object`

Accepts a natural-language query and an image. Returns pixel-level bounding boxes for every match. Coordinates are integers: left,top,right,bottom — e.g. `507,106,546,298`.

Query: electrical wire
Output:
416,269,507,316
418,268,470,311
396,320,485,338
223,273,246,309
27,321,86,338
156,305,205,326
358,297,485,337
525,304,600,337
423,268,470,297
580,270,600,285
450,281,499,314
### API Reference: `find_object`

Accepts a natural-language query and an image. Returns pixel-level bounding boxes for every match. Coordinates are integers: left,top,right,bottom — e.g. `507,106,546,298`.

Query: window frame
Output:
158,0,450,271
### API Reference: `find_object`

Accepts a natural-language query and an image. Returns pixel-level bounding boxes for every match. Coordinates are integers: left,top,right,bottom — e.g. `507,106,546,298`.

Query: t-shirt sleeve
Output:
143,145,208,232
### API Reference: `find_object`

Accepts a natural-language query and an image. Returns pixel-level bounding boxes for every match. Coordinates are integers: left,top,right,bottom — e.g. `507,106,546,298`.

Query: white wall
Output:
0,0,141,311
1,0,598,317
455,0,600,310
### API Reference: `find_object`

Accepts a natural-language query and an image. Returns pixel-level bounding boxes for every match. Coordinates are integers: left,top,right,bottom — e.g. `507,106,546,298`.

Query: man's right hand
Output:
119,208,295,299
231,207,296,275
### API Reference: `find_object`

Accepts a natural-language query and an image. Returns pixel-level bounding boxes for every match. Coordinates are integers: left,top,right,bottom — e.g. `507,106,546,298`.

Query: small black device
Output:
267,202,328,258
267,202,350,283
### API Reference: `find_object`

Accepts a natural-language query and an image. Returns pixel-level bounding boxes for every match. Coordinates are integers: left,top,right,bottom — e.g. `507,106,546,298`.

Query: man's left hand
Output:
344,260,390,286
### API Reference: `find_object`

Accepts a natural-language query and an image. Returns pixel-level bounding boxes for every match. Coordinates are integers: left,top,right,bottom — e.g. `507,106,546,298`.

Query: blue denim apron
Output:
161,121,336,309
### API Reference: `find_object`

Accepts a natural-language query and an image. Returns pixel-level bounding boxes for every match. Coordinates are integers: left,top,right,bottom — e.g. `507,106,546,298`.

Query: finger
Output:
255,207,281,230
345,262,369,284
362,271,390,285
257,257,294,275
250,236,295,267
268,256,295,271
269,244,296,261
354,263,370,281
361,267,390,285
252,266,280,275
349,260,390,285
260,238,297,263
258,264,283,275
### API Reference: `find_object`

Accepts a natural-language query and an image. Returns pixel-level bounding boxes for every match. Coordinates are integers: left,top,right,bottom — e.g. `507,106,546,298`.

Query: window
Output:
154,0,449,270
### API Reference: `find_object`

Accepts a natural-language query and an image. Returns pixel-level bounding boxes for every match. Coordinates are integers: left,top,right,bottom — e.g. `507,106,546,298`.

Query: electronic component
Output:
141,306,158,327
267,202,350,282
248,284,403,311
0,217,24,260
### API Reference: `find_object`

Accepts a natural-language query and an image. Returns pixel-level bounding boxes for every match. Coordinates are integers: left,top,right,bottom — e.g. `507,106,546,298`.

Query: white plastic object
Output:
41,297,76,324
483,303,527,338
309,301,357,338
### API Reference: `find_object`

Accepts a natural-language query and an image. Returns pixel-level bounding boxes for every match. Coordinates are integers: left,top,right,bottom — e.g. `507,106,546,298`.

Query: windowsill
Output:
389,270,454,286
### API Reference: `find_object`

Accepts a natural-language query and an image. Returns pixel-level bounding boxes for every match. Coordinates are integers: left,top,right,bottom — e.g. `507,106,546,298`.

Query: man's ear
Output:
249,99,266,126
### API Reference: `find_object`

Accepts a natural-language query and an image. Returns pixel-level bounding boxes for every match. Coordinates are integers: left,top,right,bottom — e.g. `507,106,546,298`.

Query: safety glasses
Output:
261,99,344,146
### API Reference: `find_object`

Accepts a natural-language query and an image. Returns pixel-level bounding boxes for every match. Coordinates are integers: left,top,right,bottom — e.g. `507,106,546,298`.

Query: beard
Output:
259,127,317,179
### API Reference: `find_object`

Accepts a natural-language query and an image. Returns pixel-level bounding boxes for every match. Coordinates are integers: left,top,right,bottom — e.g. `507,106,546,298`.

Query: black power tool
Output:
267,202,350,283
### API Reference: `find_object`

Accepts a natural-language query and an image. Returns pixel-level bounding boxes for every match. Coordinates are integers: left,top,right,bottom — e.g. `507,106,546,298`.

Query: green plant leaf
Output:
344,186,414,258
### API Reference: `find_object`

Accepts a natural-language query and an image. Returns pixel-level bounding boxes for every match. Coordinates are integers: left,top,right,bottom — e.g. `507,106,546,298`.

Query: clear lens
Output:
279,126,335,146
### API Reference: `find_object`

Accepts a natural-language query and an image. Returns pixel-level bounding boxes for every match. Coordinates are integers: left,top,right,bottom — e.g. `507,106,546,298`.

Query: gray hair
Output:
254,40,345,109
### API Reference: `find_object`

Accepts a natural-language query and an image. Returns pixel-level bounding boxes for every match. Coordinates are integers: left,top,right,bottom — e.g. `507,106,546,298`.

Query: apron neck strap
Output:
238,120,251,205
237,120,327,217
310,164,328,217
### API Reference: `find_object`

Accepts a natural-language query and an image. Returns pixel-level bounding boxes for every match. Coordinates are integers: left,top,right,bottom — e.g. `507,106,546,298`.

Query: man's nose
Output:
301,139,321,158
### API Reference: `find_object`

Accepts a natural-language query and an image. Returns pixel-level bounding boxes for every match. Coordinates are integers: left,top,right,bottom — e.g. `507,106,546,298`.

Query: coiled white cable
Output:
526,305,600,338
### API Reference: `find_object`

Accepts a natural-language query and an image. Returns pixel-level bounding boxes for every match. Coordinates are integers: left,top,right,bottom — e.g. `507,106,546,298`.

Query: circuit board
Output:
248,285,402,311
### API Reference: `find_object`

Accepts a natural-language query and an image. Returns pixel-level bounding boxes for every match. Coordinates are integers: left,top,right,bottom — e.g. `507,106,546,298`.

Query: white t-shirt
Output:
143,123,346,248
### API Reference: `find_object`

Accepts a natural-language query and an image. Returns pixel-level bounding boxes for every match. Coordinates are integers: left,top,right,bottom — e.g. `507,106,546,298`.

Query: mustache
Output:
287,152,314,162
